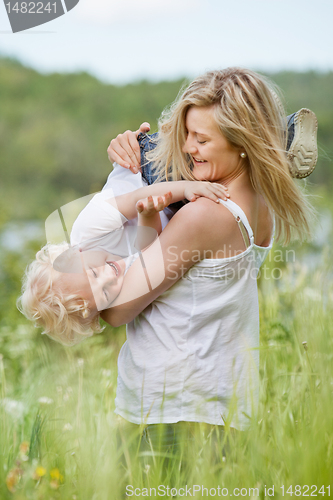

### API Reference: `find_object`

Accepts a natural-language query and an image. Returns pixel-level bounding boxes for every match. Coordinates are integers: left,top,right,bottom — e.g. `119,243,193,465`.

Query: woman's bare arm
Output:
101,198,236,327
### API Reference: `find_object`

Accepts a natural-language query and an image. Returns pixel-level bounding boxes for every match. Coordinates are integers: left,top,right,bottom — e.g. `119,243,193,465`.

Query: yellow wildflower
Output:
33,466,47,480
50,468,64,482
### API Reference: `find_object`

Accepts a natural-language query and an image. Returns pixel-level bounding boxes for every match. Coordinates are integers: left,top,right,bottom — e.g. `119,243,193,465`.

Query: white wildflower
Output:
303,287,322,302
63,387,73,402
38,397,54,405
144,464,150,475
1,398,25,420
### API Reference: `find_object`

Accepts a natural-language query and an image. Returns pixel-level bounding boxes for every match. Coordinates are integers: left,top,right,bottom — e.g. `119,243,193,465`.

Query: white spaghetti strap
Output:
218,198,255,247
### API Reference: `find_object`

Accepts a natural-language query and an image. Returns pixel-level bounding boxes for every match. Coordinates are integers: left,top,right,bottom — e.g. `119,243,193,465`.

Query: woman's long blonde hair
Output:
147,67,315,245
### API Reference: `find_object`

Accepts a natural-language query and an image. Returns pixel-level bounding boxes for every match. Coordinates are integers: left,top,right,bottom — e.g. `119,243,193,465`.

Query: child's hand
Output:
184,181,230,203
136,192,173,217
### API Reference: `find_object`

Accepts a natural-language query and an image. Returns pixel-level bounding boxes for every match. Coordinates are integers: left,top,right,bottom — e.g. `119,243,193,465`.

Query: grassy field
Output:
0,190,332,499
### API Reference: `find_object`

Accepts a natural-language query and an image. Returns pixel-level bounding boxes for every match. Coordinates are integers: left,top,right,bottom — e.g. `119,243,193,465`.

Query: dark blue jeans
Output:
117,419,243,478
141,422,240,457
137,132,187,213
137,132,160,185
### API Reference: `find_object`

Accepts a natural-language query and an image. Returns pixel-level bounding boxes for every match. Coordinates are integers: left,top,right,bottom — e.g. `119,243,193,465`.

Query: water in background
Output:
0,221,44,253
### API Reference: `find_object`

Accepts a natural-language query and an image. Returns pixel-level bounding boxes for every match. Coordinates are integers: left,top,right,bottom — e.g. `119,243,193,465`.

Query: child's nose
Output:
103,265,118,286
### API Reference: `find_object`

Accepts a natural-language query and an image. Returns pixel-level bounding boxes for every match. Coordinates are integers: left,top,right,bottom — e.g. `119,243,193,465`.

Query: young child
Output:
18,164,228,347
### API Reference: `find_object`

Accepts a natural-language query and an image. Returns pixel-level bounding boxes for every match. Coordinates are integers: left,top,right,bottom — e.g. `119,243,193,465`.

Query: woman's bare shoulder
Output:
176,197,237,229
171,197,244,255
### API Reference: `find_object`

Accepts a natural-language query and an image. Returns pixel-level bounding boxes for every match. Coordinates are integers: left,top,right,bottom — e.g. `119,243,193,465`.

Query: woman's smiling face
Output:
182,105,243,184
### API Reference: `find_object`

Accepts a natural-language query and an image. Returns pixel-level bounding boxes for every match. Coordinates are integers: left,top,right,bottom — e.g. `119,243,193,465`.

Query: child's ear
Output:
81,300,89,319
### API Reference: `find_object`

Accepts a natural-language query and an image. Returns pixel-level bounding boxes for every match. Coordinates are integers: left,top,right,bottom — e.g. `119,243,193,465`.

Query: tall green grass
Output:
1,252,332,499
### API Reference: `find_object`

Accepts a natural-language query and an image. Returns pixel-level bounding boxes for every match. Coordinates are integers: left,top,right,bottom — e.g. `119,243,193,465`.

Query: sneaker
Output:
287,108,318,178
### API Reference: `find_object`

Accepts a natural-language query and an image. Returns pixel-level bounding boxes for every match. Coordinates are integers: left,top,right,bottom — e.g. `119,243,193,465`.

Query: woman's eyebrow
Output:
186,124,210,137
195,131,209,138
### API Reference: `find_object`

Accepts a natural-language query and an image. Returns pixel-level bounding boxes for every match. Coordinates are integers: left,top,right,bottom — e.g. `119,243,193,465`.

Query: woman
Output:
102,68,311,448
101,68,315,443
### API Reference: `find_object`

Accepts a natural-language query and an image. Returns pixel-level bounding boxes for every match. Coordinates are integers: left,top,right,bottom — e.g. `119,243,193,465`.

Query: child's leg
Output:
137,132,160,185
138,132,188,214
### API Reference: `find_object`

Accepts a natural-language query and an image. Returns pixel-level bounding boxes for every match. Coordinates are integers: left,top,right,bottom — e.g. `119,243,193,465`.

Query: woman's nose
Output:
182,136,197,154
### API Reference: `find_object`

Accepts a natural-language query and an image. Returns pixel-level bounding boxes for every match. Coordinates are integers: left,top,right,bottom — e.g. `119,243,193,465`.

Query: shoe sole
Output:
287,108,318,179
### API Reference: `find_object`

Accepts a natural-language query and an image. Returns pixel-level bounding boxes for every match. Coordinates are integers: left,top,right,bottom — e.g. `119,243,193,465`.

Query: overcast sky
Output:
0,0,332,84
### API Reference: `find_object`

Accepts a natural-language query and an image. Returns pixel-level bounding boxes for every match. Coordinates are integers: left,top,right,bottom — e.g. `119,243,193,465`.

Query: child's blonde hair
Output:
17,242,103,346
148,67,315,245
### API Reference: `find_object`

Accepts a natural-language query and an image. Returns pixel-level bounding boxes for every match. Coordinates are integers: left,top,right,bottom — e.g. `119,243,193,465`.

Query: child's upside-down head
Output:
17,242,126,346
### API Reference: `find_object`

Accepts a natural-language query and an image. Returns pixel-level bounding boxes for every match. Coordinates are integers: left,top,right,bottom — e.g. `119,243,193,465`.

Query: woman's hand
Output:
107,122,151,174
183,181,230,203
136,192,173,217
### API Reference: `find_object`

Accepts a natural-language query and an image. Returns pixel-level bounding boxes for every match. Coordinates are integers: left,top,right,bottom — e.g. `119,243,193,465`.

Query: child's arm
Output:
106,180,230,222
136,192,173,235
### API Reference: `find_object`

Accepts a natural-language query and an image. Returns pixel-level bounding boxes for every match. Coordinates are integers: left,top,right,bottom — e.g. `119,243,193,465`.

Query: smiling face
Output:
59,249,126,314
182,105,245,184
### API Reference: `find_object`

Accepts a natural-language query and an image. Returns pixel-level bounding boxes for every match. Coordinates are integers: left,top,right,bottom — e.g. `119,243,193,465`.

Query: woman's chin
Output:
193,170,214,182
192,168,207,181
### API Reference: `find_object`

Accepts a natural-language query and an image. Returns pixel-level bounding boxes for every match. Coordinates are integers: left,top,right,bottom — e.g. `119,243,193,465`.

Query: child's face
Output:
59,249,126,313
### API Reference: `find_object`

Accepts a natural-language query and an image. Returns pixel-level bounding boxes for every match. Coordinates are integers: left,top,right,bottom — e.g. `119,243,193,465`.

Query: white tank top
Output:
115,199,275,431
